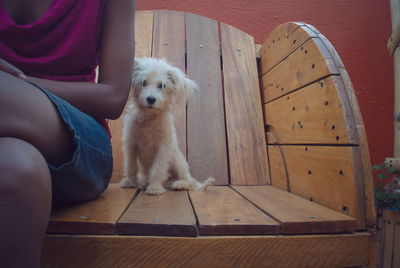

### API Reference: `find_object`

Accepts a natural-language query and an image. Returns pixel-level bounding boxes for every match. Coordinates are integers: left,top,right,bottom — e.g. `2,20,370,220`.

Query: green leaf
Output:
373,165,382,170
377,173,387,179
387,168,398,174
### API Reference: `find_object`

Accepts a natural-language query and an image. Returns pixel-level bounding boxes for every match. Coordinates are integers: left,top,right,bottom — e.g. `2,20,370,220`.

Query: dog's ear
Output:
167,68,199,101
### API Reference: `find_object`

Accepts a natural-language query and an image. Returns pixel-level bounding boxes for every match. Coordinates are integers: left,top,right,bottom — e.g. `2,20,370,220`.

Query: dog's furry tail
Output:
196,177,215,191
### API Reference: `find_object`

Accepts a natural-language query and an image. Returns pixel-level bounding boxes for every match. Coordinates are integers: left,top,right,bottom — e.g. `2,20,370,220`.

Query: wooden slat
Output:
117,190,197,237
108,11,154,182
189,186,279,235
48,184,136,234
260,37,339,103
267,145,364,228
42,233,371,267
186,13,229,185
264,76,356,144
233,186,357,234
267,144,289,191
221,23,270,185
383,209,400,268
299,23,374,228
152,10,187,155
260,22,317,75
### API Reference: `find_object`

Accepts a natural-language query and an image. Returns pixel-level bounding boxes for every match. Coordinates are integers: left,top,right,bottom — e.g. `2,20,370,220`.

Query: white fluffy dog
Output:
120,57,215,195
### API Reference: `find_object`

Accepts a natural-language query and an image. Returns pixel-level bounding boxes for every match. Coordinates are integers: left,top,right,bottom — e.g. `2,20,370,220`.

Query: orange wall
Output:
137,0,393,166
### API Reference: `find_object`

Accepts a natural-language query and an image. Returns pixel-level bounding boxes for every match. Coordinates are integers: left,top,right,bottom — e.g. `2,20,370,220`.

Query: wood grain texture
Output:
189,186,279,235
186,13,229,185
260,22,317,75
301,23,375,228
117,190,197,237
264,76,356,144
233,186,357,234
152,10,187,155
266,144,289,191
260,37,339,103
48,184,136,234
383,209,400,268
266,145,364,229
221,23,270,185
108,11,154,182
42,233,371,268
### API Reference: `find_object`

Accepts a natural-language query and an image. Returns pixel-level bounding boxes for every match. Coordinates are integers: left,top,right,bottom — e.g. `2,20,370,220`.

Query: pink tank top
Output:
0,0,110,135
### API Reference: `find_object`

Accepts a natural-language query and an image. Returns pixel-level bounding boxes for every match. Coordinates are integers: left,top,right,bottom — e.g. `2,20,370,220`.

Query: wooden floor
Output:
48,184,357,237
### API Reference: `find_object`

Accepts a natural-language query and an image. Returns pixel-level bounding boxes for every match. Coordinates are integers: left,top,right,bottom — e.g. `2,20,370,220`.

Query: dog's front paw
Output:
119,177,137,188
145,183,166,195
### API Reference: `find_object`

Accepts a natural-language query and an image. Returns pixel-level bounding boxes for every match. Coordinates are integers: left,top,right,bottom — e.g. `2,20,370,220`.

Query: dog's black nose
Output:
146,96,156,105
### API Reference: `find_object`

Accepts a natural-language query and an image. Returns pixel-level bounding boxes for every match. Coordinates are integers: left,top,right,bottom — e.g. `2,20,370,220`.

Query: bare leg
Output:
0,138,51,268
0,71,75,266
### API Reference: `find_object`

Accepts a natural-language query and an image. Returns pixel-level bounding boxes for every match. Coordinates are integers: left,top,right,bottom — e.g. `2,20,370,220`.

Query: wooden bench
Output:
41,10,376,267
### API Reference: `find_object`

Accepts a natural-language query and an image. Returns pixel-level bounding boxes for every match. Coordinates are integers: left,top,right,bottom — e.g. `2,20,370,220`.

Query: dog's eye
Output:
142,80,148,87
157,83,164,89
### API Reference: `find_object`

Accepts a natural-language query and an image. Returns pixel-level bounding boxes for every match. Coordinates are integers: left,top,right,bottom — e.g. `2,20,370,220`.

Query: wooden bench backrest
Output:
259,22,375,229
109,10,270,186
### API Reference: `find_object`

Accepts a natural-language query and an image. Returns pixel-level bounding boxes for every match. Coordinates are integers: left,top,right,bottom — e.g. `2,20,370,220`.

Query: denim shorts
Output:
30,82,113,206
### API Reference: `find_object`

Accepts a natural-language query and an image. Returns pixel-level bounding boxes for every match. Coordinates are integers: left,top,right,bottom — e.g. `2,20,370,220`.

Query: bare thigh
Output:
0,71,73,165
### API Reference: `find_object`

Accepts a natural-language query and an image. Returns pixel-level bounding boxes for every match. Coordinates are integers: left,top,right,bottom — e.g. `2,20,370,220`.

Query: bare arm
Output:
28,0,136,120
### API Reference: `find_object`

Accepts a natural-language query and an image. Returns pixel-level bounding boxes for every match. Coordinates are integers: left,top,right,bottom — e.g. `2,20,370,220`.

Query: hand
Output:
0,59,27,80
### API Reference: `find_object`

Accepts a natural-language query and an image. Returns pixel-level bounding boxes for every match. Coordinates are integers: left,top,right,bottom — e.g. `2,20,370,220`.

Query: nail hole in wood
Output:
292,106,296,111
308,170,312,175
342,206,349,214
336,136,340,141
324,101,329,106
309,197,314,201
305,147,308,151
281,87,284,91
293,40,297,44
273,39,275,43
332,125,336,130
312,64,315,69
339,170,344,176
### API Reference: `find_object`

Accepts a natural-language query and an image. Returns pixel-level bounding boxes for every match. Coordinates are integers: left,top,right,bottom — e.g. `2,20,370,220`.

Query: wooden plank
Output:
383,209,400,268
260,22,317,75
221,23,270,185
383,218,395,268
152,10,187,155
394,217,400,268
267,144,289,191
267,145,364,228
117,190,197,237
260,37,339,103
189,186,279,235
264,76,356,144
233,186,357,234
299,23,374,228
42,233,371,267
186,13,229,185
48,184,136,234
108,11,154,182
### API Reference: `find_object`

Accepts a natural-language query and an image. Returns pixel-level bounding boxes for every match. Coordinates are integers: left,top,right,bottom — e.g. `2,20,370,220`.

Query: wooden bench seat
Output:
48,184,356,237
42,10,375,267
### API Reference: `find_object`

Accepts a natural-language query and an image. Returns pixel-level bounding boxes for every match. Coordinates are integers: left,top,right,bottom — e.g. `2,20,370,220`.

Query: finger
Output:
0,59,27,79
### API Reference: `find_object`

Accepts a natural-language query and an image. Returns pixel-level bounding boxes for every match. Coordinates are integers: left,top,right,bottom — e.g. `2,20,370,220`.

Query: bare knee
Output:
0,137,52,207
